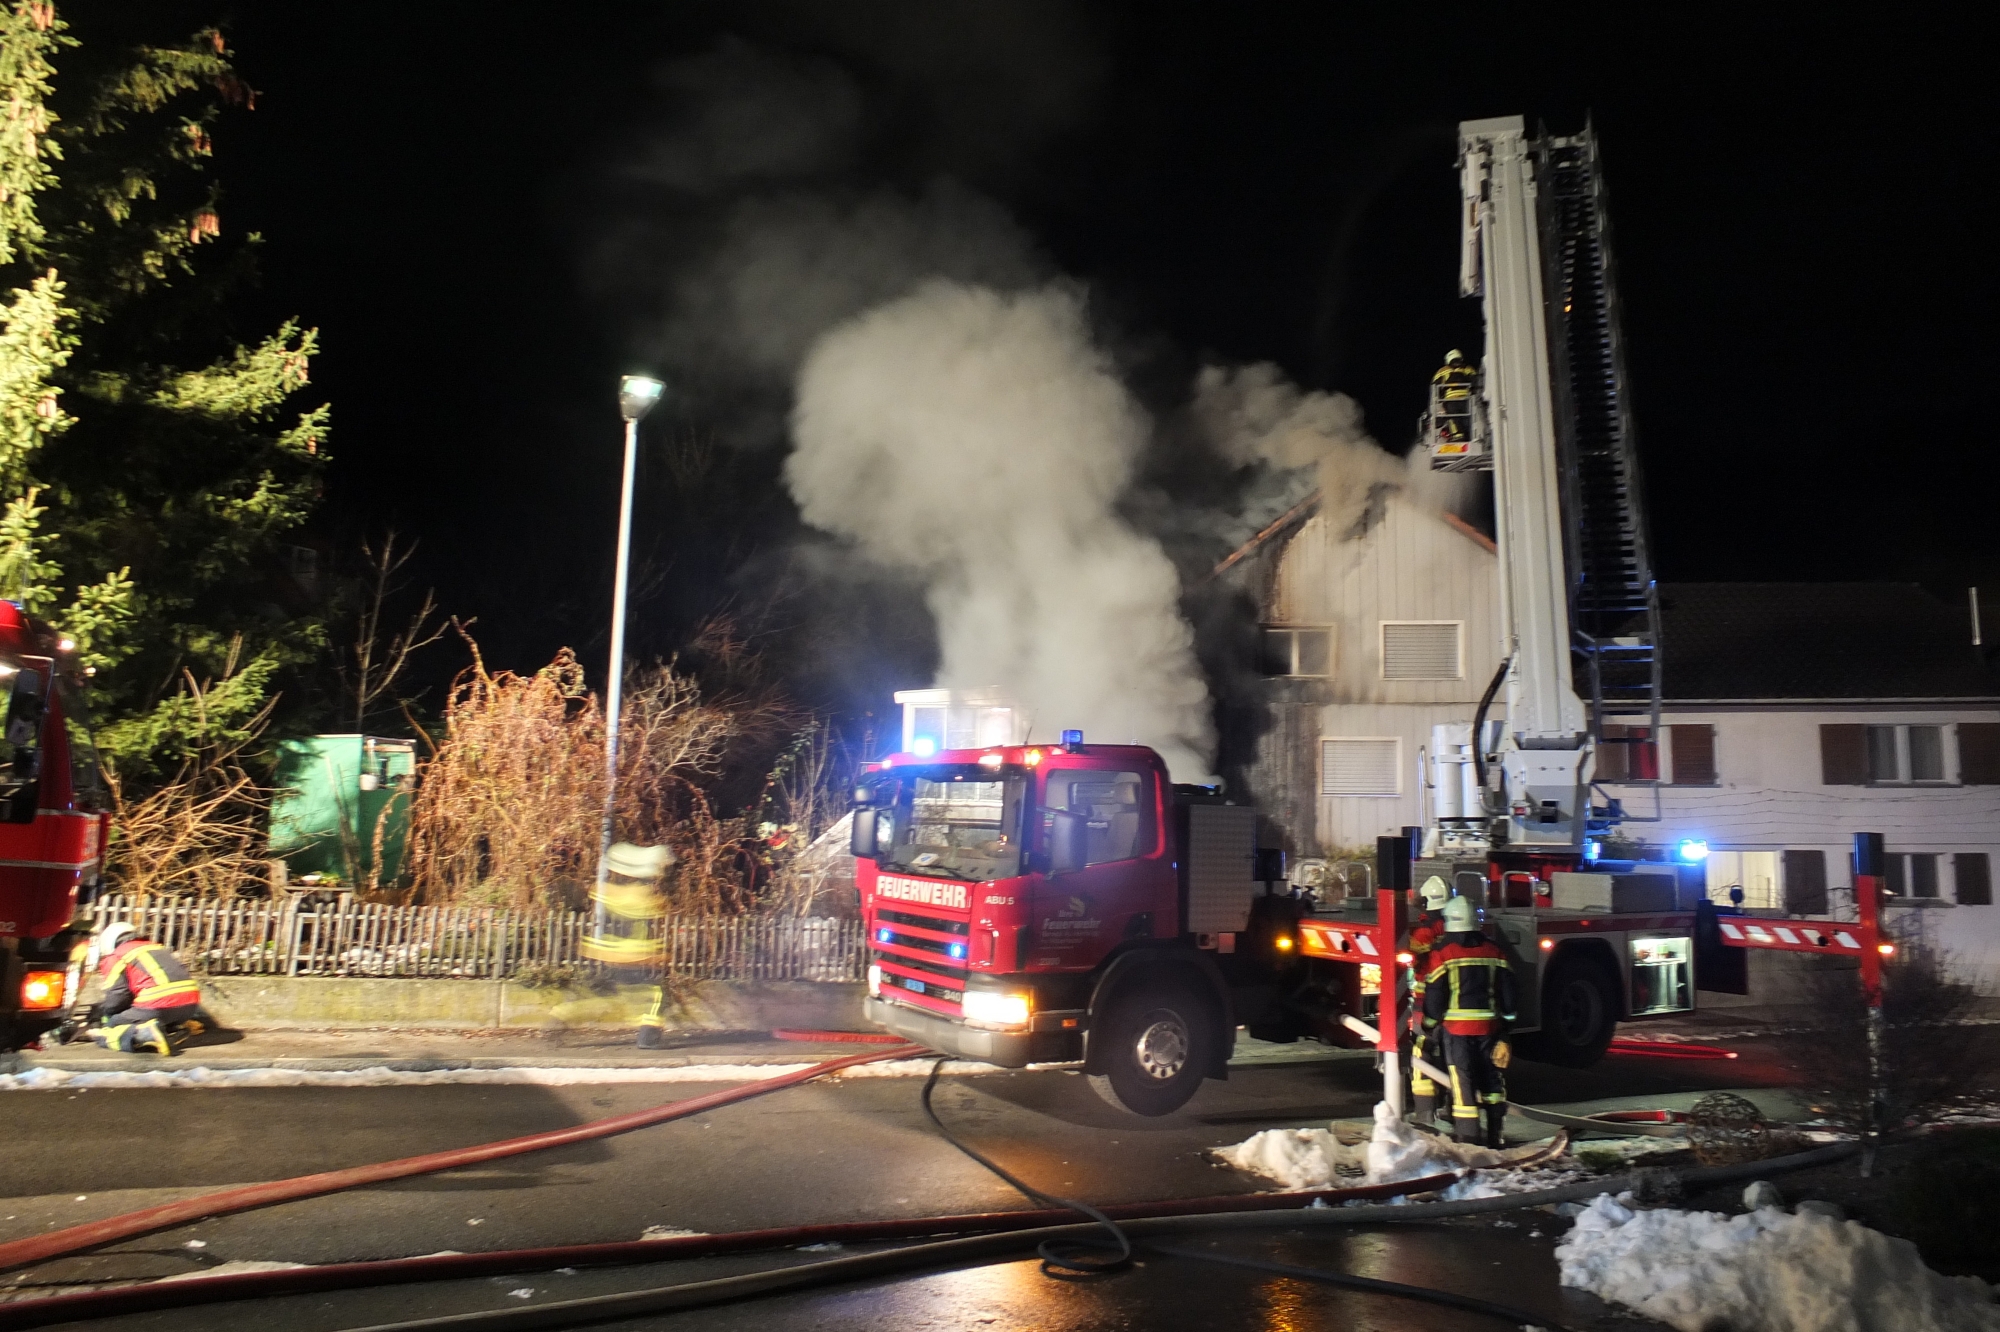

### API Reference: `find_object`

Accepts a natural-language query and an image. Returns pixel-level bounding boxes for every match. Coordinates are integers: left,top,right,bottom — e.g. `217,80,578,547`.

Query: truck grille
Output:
871,905,968,1013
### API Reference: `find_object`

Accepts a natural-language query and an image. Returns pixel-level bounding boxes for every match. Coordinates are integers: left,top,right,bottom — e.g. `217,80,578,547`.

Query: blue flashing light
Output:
1060,728,1084,749
948,943,967,960
910,736,937,757
875,928,892,943
1583,839,1601,863
1677,838,1710,863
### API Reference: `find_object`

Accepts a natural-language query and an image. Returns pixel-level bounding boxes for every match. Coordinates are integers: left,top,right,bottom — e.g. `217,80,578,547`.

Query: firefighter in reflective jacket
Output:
86,923,204,1055
1430,349,1477,445
1419,896,1517,1147
1407,877,1452,1126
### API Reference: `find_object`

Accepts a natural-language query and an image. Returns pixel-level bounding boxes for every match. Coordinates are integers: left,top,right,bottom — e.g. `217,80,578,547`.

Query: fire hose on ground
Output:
0,1034,1858,1332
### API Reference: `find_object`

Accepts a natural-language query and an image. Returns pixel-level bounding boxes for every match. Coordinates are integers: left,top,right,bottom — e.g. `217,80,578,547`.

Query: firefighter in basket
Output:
1406,876,1452,1126
68,923,209,1055
1418,895,1517,1147
583,841,676,1048
1430,349,1477,446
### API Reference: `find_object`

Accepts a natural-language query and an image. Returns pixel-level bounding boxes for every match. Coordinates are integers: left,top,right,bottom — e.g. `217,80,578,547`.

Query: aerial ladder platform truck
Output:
850,117,1883,1115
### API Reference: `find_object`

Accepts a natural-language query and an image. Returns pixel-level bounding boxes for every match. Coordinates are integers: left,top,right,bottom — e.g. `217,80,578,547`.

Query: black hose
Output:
1471,653,1511,799
919,1057,1131,1277
1149,1244,1576,1332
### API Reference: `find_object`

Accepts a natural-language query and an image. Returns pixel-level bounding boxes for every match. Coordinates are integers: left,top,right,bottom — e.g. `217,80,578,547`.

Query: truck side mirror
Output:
1048,810,1087,874
851,807,890,860
0,656,52,823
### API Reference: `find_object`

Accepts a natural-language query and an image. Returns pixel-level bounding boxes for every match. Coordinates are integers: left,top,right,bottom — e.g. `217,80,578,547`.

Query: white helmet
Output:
97,922,137,953
1418,876,1451,911
1442,896,1478,933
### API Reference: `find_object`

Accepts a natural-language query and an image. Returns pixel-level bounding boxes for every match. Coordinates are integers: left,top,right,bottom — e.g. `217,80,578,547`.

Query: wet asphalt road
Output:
0,1039,1798,1330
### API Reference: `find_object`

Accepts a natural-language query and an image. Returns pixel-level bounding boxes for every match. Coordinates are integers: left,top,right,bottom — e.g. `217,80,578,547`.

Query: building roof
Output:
1658,583,1999,702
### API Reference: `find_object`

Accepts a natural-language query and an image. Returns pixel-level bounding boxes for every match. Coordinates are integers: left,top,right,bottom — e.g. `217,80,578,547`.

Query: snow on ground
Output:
157,1260,310,1282
1214,1101,1508,1191
1558,1193,2000,1332
0,1056,1006,1092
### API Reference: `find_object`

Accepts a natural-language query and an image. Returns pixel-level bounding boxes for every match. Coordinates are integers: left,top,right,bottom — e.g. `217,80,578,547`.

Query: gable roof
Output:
1658,583,1999,702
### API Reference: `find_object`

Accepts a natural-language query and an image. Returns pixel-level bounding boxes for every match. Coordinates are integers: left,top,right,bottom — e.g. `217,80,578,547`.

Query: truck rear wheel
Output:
1525,953,1618,1067
1087,981,1216,1117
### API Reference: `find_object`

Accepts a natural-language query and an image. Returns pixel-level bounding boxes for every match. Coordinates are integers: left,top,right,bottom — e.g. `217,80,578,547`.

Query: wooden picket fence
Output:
81,896,866,983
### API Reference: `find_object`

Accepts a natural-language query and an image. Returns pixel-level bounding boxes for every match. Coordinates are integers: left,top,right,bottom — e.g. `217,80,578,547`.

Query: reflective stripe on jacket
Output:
103,940,201,1010
1421,934,1516,1035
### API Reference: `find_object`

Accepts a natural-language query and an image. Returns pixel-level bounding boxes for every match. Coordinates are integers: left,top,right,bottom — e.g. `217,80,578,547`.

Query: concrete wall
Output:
195,975,865,1032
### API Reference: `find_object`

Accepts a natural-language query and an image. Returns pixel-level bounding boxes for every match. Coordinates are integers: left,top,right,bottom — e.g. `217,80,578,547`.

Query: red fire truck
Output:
0,600,109,1051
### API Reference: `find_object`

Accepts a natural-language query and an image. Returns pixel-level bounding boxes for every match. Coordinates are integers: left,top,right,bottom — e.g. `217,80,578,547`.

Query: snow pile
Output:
1558,1193,2000,1332
1214,1101,1504,1191
0,1058,1012,1092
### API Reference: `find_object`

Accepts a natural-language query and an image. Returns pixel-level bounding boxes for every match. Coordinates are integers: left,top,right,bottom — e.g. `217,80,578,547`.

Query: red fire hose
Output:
0,1043,923,1277
0,1170,1483,1329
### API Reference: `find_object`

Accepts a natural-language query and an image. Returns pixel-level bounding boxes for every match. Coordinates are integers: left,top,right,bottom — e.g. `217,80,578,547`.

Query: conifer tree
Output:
0,1,325,778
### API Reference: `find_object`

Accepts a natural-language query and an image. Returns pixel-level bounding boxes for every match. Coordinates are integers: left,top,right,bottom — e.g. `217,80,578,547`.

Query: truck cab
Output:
0,601,109,1049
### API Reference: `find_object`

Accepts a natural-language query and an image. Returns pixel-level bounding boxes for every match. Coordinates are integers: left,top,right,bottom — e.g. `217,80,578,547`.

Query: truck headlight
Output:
867,964,882,997
961,990,1031,1029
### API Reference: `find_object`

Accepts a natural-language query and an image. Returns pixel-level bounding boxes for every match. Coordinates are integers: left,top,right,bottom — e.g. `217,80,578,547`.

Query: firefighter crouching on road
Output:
583,842,676,1048
80,923,206,1055
1419,896,1517,1147
1407,876,1452,1127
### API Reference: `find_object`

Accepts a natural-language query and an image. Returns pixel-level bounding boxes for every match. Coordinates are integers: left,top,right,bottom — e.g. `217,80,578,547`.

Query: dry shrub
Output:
103,689,271,900
405,633,745,913
756,722,860,917
1782,942,1996,1133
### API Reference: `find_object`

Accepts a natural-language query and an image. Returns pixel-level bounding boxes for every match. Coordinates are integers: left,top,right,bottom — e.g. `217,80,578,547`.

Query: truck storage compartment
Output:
1180,804,1258,935
1549,870,1677,913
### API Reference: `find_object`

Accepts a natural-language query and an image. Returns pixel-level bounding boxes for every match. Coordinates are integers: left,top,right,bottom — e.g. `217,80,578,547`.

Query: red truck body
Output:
0,601,109,1048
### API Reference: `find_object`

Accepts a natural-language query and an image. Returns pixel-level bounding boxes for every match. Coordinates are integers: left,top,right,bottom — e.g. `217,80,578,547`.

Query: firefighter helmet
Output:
1443,349,1466,365
1419,876,1451,911
97,922,137,954
1442,896,1478,933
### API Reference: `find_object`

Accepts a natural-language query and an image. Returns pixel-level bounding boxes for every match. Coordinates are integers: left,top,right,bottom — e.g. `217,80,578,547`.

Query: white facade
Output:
1601,706,2000,985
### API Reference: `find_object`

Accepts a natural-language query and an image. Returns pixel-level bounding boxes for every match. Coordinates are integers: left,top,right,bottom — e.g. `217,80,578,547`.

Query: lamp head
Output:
618,375,666,422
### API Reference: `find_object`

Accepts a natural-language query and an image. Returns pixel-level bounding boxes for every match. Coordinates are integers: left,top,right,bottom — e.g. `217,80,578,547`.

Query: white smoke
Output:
1193,362,1474,542
787,281,1215,779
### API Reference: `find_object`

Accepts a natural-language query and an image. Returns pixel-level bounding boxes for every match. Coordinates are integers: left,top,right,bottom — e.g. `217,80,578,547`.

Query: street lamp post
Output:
597,375,666,905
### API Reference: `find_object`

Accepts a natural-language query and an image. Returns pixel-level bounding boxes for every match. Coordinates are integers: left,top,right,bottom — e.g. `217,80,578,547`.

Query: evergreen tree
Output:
0,1,325,777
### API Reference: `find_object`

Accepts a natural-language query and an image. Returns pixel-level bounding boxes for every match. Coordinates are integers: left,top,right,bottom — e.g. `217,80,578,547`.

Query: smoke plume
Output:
787,281,1216,779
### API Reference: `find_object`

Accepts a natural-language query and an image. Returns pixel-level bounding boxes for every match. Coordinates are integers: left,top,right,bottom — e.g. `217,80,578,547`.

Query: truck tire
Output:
1525,953,1618,1067
1087,981,1216,1117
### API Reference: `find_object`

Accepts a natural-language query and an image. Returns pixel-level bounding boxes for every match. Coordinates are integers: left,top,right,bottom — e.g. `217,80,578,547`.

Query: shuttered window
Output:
1961,724,2000,785
1320,738,1400,797
1596,725,1659,782
1669,724,1716,785
1819,724,1867,785
1380,621,1462,680
1956,853,1993,906
1782,849,1828,915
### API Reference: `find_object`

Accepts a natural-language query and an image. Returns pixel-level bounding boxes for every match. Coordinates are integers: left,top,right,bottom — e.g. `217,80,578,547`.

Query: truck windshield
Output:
872,766,1025,882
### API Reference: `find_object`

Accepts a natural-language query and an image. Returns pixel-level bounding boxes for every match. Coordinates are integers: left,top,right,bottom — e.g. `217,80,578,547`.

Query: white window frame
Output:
1866,723,1953,786
1320,736,1402,798
1260,625,1333,678
1378,620,1464,681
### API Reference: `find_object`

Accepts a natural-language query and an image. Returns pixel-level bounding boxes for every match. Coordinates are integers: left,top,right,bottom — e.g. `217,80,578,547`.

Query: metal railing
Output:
81,896,867,983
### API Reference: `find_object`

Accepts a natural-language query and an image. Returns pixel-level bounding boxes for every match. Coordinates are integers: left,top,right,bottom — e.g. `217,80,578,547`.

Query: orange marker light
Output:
1024,749,1043,766
19,971,63,1010
1539,938,1555,952
1395,951,1414,966
1276,936,1295,951
1878,943,1896,957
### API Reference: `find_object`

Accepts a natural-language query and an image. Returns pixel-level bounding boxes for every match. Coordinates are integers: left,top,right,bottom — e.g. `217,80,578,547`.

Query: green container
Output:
270,735,418,889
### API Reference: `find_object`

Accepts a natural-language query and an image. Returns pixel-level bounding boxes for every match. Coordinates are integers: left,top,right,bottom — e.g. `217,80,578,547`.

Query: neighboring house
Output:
1233,493,2000,983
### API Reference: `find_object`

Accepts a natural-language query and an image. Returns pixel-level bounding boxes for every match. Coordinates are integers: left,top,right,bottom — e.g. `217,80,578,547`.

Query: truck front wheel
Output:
1087,981,1216,1116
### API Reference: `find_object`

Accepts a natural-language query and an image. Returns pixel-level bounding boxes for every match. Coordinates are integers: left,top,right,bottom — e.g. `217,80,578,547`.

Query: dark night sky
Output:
198,3,1990,717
